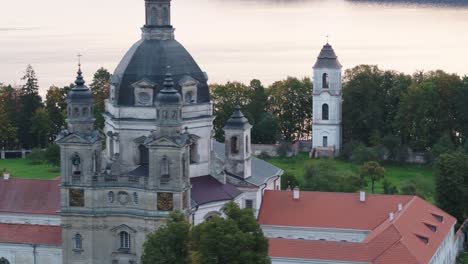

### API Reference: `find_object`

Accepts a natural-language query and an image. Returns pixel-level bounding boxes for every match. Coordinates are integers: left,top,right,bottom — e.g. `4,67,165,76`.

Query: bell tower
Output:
311,42,342,158
223,105,252,179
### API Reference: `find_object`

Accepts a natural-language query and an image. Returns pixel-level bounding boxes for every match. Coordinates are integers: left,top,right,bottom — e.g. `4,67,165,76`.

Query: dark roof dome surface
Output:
313,43,342,69
112,39,210,106
67,67,94,104
224,105,251,130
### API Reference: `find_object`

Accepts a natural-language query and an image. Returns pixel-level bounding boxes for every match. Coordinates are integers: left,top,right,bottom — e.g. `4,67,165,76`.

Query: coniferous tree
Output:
18,65,42,148
90,68,111,130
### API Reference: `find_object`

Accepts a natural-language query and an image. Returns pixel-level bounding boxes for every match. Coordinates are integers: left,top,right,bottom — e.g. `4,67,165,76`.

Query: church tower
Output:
311,43,342,157
223,105,252,178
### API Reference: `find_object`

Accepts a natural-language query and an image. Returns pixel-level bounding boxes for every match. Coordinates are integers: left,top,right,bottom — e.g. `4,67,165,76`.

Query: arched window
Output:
160,156,170,184
74,234,83,250
108,191,115,203
190,143,198,164
139,145,149,165
73,107,80,117
322,73,329,89
0,257,10,264
71,153,81,177
133,192,138,204
82,107,89,117
231,136,239,154
322,104,329,120
119,231,130,249
92,151,98,174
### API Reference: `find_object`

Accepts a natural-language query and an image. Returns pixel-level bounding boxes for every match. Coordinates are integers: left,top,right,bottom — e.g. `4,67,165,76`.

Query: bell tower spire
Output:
142,0,175,40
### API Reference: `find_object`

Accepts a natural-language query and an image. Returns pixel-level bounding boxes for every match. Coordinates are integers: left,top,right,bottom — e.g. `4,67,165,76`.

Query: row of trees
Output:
210,77,312,143
142,202,270,264
0,65,110,150
212,66,468,163
342,65,468,161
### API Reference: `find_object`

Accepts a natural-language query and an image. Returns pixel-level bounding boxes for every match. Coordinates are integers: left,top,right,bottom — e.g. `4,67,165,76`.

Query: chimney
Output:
359,191,366,202
293,186,300,200
398,203,403,212
389,212,395,222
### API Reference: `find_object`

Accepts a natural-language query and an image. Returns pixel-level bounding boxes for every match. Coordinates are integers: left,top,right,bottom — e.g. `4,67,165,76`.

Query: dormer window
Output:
431,213,444,223
322,73,329,88
132,79,155,106
179,75,198,104
424,223,437,232
415,234,429,245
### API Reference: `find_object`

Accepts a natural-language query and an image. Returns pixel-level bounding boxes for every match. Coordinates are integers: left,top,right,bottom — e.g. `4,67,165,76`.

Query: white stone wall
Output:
429,225,457,264
0,213,60,226
0,243,61,264
104,101,213,177
312,67,342,156
262,225,369,242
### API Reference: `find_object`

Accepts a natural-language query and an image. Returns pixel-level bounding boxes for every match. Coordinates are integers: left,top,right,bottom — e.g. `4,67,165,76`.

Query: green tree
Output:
342,65,411,145
281,172,299,190
90,68,111,130
141,211,191,264
18,65,43,148
400,175,434,199
45,86,68,140
30,108,53,148
210,82,252,141
359,161,385,194
251,112,280,144
268,77,312,142
382,179,398,194
0,108,18,149
191,202,270,264
397,71,461,151
45,144,61,167
430,133,456,162
434,153,468,222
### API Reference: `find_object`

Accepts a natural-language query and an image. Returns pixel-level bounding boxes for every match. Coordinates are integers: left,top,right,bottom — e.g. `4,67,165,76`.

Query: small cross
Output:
326,34,330,44
77,53,83,66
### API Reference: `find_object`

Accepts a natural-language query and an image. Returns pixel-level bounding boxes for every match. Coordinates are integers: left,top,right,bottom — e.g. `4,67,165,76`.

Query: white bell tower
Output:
311,43,342,158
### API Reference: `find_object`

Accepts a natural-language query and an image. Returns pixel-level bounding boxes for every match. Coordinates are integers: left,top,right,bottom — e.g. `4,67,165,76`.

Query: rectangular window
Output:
245,199,253,209
323,136,328,147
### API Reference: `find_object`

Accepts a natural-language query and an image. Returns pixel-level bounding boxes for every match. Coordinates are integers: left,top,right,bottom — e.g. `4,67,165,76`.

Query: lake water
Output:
1,0,468,96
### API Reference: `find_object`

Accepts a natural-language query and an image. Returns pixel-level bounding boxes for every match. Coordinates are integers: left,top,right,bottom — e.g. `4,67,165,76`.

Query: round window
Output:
138,92,151,104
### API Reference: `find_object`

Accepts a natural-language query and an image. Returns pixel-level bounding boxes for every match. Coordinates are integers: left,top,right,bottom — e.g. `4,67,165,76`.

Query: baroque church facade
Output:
311,43,343,158
53,0,282,263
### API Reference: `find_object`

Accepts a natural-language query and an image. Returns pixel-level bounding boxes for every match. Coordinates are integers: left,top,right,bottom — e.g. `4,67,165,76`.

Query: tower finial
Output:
75,53,85,86
326,34,330,44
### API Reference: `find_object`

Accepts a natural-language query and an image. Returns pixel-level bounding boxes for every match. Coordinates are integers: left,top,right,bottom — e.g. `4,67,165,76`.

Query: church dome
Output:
67,67,94,104
313,43,342,69
111,0,210,106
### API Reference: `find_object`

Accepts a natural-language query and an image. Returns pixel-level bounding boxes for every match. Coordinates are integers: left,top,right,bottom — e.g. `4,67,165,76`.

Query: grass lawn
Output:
0,158,60,180
265,153,434,200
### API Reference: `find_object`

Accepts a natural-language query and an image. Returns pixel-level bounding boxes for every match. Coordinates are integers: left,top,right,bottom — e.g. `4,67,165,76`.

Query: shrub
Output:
45,144,60,167
382,179,398,194
27,148,46,165
341,140,361,161
352,144,380,165
280,172,299,190
400,175,434,199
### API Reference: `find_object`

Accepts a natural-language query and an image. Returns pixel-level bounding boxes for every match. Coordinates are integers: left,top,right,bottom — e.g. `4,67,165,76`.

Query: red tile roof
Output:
0,178,60,215
261,190,457,264
258,190,412,230
0,223,62,246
